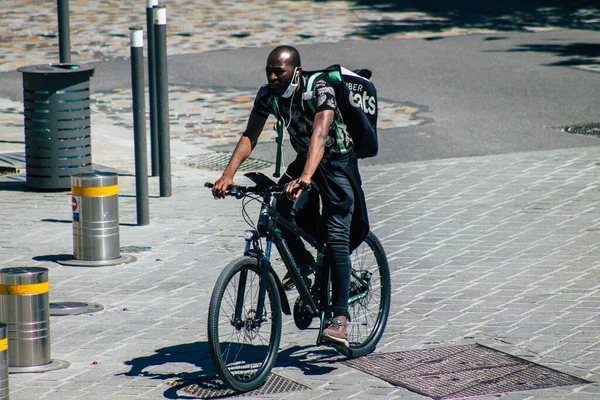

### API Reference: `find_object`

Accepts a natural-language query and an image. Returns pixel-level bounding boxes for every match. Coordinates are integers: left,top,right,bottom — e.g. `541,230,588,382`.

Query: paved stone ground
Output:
0,0,518,73
2,1,600,399
2,0,599,74
2,132,600,399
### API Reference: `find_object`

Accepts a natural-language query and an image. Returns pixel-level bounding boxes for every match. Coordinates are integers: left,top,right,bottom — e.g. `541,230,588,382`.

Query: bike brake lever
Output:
228,186,242,198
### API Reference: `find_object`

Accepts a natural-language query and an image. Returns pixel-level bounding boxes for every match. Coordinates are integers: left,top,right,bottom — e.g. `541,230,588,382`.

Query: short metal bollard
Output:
59,171,136,267
0,324,8,399
0,267,68,373
17,64,95,190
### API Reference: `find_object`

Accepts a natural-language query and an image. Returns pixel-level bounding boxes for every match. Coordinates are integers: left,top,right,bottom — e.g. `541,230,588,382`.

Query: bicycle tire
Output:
346,231,391,357
207,257,282,392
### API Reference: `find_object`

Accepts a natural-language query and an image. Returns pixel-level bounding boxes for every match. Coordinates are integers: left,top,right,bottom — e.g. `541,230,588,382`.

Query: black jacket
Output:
305,151,370,251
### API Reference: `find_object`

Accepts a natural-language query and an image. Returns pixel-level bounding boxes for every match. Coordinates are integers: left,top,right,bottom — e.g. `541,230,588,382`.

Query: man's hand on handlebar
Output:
286,178,311,201
212,175,235,199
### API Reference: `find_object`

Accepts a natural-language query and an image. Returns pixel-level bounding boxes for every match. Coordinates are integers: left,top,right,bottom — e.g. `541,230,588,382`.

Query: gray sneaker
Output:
321,318,349,348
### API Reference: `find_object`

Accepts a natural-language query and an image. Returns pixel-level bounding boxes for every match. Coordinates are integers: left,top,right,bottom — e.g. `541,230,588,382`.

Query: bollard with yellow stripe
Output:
0,267,68,373
59,171,135,267
0,324,7,398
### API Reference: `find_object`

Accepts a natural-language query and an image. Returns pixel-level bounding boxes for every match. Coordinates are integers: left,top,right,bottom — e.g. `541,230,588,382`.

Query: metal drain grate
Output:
553,122,600,137
183,152,274,172
167,373,309,398
343,344,590,400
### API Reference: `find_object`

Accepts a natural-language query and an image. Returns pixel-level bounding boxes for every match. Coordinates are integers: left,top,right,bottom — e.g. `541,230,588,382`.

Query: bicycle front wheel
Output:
207,257,282,392
347,231,391,357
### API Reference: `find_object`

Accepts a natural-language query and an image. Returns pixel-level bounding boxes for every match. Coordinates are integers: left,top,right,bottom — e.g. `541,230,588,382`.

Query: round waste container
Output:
17,63,95,190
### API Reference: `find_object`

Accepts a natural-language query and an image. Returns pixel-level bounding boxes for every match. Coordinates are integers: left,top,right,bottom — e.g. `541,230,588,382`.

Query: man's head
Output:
265,45,302,96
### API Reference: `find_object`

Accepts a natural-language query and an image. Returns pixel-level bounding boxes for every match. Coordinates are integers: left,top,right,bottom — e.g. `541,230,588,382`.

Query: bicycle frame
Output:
238,188,325,328
210,175,372,337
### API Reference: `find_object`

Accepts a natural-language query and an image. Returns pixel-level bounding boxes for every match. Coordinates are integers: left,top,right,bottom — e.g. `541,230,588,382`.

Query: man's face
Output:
265,52,297,96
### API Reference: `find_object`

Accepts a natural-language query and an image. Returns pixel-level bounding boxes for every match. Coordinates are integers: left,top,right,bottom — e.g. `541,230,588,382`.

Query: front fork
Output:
233,232,273,328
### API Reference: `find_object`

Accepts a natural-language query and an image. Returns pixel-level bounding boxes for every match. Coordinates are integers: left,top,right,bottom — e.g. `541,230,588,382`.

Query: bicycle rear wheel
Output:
207,257,282,392
346,231,391,357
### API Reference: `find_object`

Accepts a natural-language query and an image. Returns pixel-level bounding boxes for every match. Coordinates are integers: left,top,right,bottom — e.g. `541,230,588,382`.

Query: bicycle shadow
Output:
121,341,341,398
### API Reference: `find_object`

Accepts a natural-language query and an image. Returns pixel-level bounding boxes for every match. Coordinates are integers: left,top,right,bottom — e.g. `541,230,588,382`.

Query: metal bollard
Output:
0,324,7,399
146,0,159,177
154,5,172,198
57,0,71,63
0,267,68,373
129,27,150,226
59,172,135,266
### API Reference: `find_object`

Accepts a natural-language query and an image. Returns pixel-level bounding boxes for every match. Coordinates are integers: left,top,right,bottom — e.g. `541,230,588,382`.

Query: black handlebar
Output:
205,182,261,199
205,182,310,195
205,179,312,203
205,179,314,219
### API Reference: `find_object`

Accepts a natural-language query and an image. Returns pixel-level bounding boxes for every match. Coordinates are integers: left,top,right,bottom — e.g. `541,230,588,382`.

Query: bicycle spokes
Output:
343,232,391,356
211,263,280,385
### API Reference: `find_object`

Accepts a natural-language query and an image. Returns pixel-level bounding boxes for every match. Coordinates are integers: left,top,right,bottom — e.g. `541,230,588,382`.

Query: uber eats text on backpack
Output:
272,64,378,176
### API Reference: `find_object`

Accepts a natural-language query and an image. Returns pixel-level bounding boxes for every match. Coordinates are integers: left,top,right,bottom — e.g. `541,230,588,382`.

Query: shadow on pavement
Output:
122,342,341,398
122,341,214,381
348,0,600,38
33,254,73,263
0,180,29,192
504,42,600,69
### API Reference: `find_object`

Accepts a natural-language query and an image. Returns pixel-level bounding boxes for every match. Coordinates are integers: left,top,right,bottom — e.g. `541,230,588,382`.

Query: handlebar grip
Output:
204,183,255,197
296,179,311,191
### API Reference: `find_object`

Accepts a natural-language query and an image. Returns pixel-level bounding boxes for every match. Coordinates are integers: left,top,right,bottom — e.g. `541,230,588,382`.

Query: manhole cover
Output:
120,245,151,253
49,302,104,316
167,373,309,398
183,152,273,172
343,344,590,400
553,122,600,137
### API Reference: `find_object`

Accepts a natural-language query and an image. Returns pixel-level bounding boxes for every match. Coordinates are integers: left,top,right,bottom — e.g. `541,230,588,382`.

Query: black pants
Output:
276,157,354,317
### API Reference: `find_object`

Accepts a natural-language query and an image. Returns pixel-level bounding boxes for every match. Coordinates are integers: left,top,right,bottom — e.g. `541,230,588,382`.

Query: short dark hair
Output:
269,45,301,68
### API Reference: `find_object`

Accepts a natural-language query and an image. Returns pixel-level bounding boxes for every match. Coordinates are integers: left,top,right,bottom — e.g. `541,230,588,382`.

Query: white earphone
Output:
281,68,300,98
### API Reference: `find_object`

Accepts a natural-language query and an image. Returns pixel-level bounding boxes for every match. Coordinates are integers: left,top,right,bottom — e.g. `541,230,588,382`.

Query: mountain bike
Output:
205,172,391,392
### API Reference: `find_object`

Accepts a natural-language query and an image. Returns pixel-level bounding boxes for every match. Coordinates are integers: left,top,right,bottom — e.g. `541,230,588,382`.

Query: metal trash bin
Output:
0,267,68,373
59,172,135,267
17,63,95,190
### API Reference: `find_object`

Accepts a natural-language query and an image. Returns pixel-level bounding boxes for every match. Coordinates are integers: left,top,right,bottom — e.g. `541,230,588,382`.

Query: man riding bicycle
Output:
212,45,369,348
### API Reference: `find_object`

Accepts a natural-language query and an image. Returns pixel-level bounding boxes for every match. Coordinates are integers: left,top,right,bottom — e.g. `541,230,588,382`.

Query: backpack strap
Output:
272,96,284,178
303,72,320,114
271,68,348,177
303,70,349,155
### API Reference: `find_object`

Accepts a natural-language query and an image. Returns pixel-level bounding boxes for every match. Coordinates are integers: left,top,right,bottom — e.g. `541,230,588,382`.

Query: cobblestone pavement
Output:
2,1,600,399
0,0,492,73
3,0,599,74
0,86,427,151
2,140,600,399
